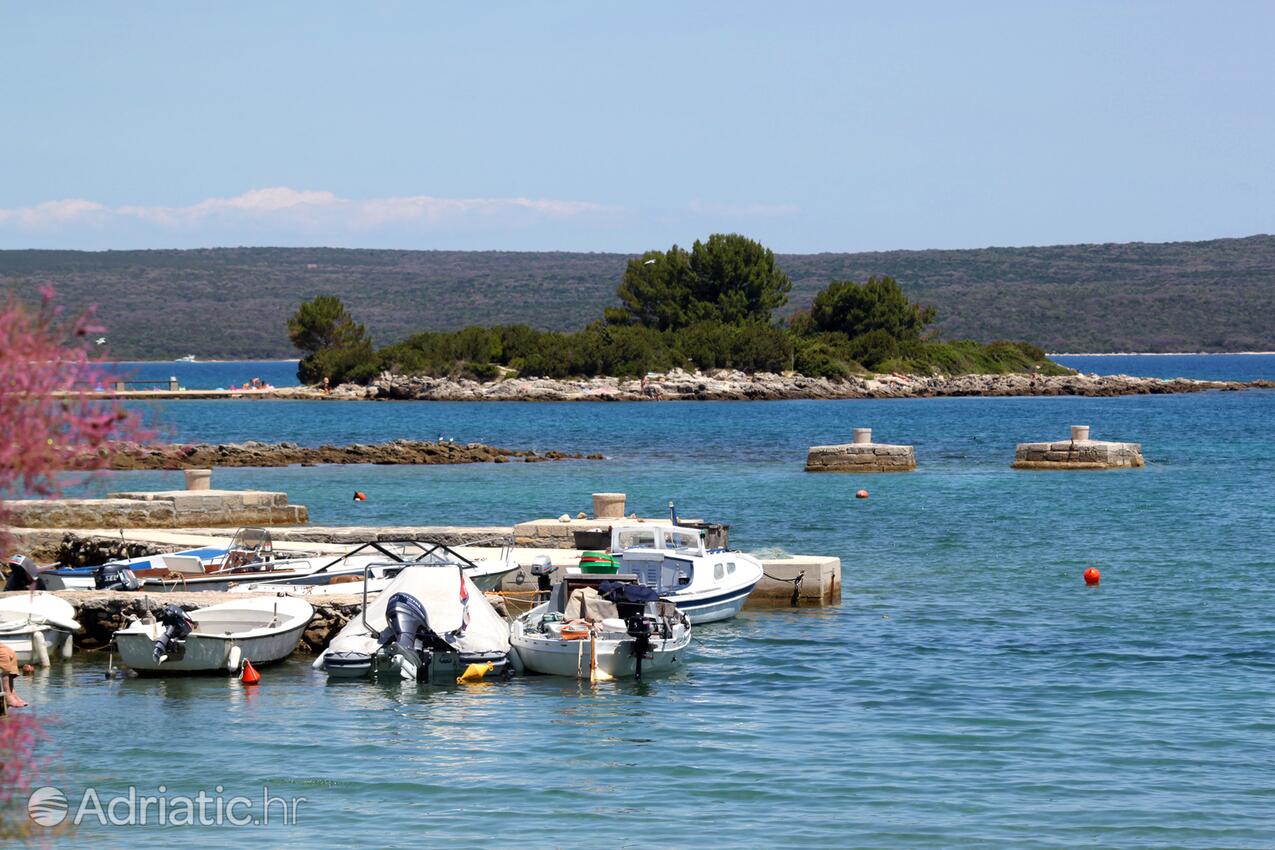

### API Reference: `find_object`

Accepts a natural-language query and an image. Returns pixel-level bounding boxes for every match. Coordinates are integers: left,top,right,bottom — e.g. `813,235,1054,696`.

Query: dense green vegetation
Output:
290,234,1069,384
3,235,1272,358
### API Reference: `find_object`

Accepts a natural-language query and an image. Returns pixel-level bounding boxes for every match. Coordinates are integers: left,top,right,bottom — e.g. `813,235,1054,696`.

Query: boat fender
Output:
61,633,74,660
31,631,50,667
227,645,242,673
456,661,494,683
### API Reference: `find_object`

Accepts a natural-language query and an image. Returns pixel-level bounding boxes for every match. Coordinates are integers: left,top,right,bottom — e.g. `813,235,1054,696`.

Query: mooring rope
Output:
762,569,805,607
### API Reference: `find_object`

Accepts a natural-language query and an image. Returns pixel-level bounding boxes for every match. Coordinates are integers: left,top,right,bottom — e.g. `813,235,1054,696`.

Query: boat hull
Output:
116,622,309,674
511,631,690,679
0,628,72,664
664,582,758,624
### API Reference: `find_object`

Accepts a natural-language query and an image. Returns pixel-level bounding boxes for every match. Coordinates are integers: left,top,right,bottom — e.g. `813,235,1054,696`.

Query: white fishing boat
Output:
510,573,691,680
0,591,81,664
227,542,518,596
607,523,763,623
114,596,314,675
315,565,512,683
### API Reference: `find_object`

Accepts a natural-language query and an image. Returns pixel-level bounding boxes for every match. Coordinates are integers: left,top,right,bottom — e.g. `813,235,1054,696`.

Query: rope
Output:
762,569,805,607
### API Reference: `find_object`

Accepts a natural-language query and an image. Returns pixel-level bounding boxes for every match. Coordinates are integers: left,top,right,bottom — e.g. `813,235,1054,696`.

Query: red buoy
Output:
1083,567,1101,586
855,489,869,499
353,491,367,502
241,659,261,685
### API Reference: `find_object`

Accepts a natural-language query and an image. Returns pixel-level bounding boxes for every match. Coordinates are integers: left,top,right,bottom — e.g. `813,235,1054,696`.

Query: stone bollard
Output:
1071,425,1090,442
853,428,872,445
184,468,213,490
592,492,627,518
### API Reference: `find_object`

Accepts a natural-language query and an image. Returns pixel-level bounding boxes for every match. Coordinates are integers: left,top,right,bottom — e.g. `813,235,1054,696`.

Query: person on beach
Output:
322,376,331,394
0,644,27,708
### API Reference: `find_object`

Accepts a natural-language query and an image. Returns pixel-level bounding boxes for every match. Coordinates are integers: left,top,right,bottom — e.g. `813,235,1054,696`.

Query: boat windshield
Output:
616,529,659,550
663,529,702,552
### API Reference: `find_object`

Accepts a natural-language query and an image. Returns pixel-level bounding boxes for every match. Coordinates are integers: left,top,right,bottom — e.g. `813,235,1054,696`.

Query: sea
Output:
14,354,1275,848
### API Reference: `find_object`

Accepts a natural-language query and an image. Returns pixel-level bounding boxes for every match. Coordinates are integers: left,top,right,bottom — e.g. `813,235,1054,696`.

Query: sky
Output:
1,2,1272,253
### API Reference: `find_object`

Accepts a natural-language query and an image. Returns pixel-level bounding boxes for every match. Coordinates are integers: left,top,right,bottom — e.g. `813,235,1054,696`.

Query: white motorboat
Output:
510,573,691,680
228,542,518,596
607,524,763,624
114,596,314,675
315,565,511,683
0,591,81,665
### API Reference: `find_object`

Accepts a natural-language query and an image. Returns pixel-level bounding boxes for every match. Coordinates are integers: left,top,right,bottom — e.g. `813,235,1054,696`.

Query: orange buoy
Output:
353,491,367,502
241,659,261,685
1083,567,1101,586
856,489,869,499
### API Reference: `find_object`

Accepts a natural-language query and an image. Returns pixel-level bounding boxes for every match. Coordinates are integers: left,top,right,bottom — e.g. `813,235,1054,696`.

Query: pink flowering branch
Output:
0,286,147,547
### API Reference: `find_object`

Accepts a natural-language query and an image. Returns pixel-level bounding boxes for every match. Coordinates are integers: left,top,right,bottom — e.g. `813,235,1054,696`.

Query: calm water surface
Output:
19,364,1275,847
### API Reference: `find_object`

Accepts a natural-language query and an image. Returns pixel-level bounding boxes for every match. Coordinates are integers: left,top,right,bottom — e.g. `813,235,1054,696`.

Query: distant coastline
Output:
1050,351,1275,357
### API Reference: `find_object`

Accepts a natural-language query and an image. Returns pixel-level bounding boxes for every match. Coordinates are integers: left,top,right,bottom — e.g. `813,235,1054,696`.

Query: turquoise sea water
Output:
16,363,1275,847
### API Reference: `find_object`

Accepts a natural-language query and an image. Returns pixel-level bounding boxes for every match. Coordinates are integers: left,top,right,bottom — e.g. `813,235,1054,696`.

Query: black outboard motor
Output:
153,604,195,663
4,554,43,591
378,593,452,680
599,582,662,680
95,563,142,592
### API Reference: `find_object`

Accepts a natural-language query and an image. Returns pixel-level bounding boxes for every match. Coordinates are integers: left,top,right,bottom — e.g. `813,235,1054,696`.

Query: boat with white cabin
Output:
606,523,763,623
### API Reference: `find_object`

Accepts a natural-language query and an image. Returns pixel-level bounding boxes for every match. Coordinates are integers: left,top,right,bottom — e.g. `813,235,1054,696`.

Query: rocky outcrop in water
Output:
366,369,1267,402
104,439,604,470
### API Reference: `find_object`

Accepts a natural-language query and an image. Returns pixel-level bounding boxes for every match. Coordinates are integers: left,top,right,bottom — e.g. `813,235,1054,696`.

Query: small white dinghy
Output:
0,592,81,665
114,596,314,675
510,574,691,680
315,565,511,683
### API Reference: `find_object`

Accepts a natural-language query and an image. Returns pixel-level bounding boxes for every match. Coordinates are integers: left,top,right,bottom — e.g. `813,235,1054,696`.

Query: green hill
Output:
2,236,1272,358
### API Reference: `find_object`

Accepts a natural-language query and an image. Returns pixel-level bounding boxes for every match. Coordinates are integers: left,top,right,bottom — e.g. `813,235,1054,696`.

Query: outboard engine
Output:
530,555,554,593
4,554,43,591
95,562,142,592
599,582,662,680
377,593,451,681
152,604,195,663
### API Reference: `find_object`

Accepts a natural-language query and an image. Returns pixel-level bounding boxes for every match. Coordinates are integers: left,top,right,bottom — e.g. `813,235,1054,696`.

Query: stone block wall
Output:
6,490,308,529
805,443,917,472
1012,439,1145,470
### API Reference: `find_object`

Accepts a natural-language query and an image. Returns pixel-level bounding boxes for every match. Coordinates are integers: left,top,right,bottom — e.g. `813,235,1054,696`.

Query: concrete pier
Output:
1012,425,1145,470
4,490,308,529
805,428,917,472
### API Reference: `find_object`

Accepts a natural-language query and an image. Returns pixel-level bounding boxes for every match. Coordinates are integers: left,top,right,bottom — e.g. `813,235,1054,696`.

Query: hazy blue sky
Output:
2,2,1271,252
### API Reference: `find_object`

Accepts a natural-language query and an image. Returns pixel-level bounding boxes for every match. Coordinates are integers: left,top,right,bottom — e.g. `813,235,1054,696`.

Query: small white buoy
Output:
31,631,50,667
227,645,243,673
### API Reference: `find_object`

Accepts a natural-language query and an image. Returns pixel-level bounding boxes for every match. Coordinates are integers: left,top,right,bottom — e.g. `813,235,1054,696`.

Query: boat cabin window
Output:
727,562,736,574
714,563,724,580
616,529,659,550
663,529,702,552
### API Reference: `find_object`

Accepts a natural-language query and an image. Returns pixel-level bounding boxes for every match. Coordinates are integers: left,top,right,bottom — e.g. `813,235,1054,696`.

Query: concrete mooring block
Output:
805,428,917,472
1012,425,1145,470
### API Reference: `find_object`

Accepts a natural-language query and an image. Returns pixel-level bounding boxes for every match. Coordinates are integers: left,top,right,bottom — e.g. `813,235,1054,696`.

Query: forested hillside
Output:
2,236,1271,358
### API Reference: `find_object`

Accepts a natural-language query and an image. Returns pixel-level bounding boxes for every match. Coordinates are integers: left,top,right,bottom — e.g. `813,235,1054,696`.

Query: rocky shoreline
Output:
104,439,604,470
272,369,1272,402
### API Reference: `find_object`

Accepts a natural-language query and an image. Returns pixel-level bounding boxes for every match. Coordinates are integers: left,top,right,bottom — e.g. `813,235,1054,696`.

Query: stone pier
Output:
805,428,916,472
1012,425,1145,470
4,490,309,529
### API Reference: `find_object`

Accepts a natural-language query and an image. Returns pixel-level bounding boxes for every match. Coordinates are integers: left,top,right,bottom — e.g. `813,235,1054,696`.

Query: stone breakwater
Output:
105,439,604,470
349,369,1271,402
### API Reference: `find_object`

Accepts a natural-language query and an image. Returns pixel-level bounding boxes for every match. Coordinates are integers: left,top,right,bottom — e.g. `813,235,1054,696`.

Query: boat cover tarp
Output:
315,566,509,667
563,587,619,622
